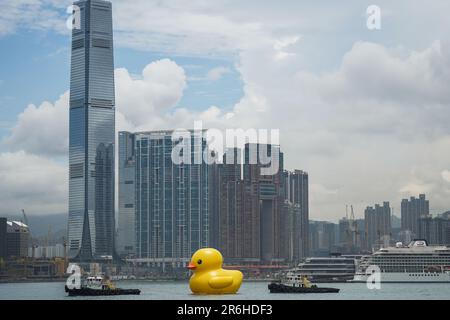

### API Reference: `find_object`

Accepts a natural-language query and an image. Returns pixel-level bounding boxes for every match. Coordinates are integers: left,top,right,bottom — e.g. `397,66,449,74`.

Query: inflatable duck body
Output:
188,248,243,294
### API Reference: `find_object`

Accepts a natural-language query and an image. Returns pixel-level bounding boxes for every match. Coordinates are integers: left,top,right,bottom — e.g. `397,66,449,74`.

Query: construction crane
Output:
21,209,29,226
350,205,360,248
63,236,68,270
344,205,351,251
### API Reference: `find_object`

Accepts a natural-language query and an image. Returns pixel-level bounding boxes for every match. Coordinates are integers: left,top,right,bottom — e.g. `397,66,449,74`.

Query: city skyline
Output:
2,1,450,306
1,1,450,222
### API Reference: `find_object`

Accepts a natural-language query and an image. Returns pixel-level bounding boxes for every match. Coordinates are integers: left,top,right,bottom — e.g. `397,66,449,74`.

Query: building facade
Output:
364,202,391,251
284,170,309,259
118,130,210,261
283,201,302,261
216,148,244,259
401,194,429,237
0,218,6,260
213,144,287,263
418,212,450,245
309,221,337,257
68,0,116,260
243,143,285,262
117,132,136,256
6,221,29,258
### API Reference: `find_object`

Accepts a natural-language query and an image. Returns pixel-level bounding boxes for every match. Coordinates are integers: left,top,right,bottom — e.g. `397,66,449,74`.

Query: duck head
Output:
187,248,223,272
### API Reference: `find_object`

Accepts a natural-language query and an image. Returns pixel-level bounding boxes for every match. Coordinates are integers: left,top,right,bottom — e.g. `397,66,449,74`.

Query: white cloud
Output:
0,151,67,215
206,67,231,81
442,170,450,183
115,59,187,128
3,92,69,156
273,36,300,61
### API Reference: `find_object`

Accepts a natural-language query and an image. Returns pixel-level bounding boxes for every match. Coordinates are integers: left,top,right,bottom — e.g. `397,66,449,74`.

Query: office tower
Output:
118,130,210,262
68,0,116,260
418,212,450,245
401,194,429,237
364,202,391,251
117,132,136,256
0,218,6,260
6,221,29,258
243,143,284,262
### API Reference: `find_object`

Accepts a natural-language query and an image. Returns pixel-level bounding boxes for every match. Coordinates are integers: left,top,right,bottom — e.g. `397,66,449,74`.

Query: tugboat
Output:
65,275,141,296
268,271,339,293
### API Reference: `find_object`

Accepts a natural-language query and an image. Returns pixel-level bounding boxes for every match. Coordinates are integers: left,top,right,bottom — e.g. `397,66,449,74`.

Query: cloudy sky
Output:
1,0,450,221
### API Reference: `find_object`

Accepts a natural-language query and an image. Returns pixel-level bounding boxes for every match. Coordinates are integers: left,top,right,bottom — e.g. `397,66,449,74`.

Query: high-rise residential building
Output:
322,222,337,252
285,170,309,258
309,220,337,256
418,212,450,245
309,221,320,255
283,201,301,261
364,202,391,251
216,148,244,259
243,143,284,262
0,218,6,260
338,217,352,250
401,194,429,237
355,218,365,250
117,132,136,257
117,130,210,263
68,0,116,260
6,221,29,258
213,145,289,263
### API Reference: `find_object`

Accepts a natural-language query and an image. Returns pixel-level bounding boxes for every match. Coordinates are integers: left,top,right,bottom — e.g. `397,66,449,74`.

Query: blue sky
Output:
1,0,450,220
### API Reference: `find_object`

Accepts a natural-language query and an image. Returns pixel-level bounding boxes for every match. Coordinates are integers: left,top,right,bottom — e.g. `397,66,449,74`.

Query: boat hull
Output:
268,283,339,293
65,286,141,296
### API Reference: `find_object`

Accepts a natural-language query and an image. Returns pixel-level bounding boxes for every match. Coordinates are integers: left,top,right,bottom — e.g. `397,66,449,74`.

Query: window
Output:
70,163,84,179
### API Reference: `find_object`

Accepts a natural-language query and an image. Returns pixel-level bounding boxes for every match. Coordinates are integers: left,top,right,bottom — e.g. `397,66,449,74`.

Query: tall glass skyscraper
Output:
68,0,116,260
117,131,210,263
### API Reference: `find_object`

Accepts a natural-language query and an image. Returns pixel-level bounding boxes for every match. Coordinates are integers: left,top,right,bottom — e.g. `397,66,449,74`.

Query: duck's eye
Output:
197,259,203,265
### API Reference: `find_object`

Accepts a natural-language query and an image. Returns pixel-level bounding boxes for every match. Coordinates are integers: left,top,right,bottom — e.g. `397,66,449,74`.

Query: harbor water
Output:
0,281,449,300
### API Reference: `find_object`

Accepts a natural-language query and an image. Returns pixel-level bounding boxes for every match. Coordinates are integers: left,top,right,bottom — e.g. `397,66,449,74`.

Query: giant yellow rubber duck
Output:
187,248,243,294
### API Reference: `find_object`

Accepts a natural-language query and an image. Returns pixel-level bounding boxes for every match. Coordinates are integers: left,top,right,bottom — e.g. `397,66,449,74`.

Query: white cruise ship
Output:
353,240,450,283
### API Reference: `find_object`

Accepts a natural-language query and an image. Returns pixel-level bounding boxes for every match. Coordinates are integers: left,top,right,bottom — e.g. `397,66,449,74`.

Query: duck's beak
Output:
187,262,196,270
